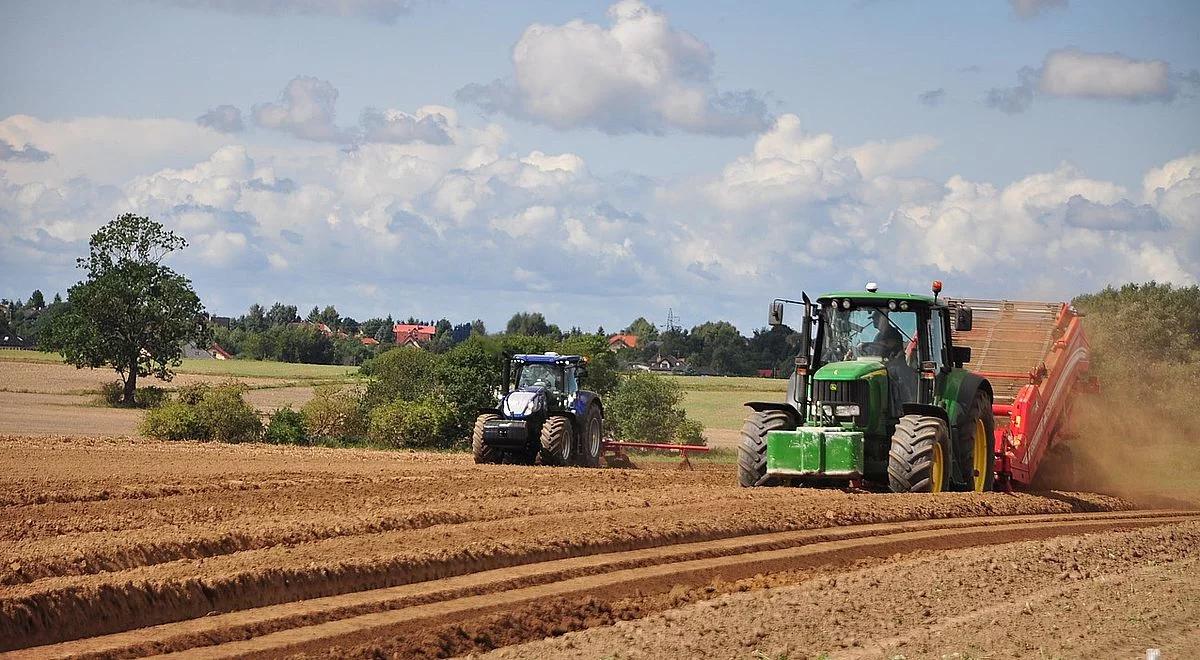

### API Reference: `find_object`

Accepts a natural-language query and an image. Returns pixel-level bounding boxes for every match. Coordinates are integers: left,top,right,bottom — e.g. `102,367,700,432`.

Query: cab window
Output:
926,309,947,370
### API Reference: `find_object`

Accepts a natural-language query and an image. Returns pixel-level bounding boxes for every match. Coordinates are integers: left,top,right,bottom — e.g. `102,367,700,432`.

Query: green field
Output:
0,349,357,380
664,374,787,392
682,389,781,430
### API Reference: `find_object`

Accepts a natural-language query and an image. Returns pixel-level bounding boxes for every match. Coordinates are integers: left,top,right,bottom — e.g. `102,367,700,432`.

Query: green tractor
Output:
740,281,995,493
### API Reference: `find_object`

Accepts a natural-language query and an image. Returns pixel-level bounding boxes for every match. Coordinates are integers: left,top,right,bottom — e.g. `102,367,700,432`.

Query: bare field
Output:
4,434,1192,658
0,360,324,436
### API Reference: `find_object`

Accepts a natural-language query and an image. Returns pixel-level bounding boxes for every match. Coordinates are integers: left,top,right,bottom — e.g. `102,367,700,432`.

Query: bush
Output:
364,347,441,406
302,385,367,441
97,381,169,408
368,398,452,448
140,380,262,442
175,382,211,405
140,401,208,440
265,406,307,444
607,372,705,445
675,417,706,446
196,381,262,442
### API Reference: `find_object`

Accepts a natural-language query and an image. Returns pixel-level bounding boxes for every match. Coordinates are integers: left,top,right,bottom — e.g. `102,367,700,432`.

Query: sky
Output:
1,0,1198,333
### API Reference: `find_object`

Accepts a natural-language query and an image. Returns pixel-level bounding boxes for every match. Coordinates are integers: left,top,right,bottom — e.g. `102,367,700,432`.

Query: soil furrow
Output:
136,513,1200,659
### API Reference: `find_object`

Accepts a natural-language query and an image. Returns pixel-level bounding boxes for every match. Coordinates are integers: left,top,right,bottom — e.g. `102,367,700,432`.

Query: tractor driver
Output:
519,364,560,391
869,310,918,413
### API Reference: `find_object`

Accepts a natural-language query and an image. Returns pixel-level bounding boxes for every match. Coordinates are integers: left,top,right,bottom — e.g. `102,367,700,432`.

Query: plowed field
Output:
1,435,1195,659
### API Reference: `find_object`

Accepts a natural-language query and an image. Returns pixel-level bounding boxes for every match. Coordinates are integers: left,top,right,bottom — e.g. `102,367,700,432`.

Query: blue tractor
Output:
473,353,605,467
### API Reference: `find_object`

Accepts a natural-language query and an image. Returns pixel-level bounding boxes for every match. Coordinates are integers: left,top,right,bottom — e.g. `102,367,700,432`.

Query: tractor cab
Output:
746,282,992,493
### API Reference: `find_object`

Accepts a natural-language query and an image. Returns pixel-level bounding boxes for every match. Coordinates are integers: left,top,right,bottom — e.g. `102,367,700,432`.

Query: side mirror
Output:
955,305,973,332
951,345,971,366
768,300,784,326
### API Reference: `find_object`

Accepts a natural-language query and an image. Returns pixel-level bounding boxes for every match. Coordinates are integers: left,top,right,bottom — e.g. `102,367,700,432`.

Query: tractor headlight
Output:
842,299,851,309
834,404,860,417
821,405,834,417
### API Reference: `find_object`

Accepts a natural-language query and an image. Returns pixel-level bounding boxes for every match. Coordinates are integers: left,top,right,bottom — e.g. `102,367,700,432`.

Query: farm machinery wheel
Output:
575,407,603,468
957,391,996,492
537,415,574,466
472,414,501,464
888,415,951,493
738,410,793,487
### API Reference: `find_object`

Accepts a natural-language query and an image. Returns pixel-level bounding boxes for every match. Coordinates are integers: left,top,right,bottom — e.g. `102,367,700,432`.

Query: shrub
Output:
98,381,170,408
606,372,706,445
175,382,211,405
195,381,262,442
675,417,706,446
302,385,367,441
368,398,452,449
141,401,207,440
140,380,261,442
364,347,441,406
437,337,503,440
265,406,307,444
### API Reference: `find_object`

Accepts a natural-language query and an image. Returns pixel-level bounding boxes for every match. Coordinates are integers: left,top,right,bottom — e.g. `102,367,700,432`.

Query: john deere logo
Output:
830,383,838,391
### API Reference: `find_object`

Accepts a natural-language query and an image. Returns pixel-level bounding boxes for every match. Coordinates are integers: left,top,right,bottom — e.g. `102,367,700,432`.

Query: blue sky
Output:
1,0,1198,332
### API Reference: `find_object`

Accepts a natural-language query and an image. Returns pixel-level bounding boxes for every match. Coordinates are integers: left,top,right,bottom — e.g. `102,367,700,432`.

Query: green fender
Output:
940,370,993,430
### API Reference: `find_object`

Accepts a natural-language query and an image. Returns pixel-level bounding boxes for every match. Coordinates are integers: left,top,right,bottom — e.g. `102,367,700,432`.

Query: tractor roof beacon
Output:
742,281,994,493
472,353,605,468
743,282,1093,493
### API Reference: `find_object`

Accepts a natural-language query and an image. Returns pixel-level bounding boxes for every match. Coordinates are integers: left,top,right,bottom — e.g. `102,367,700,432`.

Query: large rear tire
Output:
738,410,795,487
956,390,996,492
472,414,501,465
537,416,573,466
575,407,603,468
888,415,951,493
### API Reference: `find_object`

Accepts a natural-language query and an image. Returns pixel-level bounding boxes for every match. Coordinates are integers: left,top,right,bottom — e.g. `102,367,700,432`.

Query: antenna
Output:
663,307,681,332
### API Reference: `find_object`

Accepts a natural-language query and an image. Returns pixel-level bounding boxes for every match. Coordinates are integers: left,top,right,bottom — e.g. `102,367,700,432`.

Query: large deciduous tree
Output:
45,214,211,405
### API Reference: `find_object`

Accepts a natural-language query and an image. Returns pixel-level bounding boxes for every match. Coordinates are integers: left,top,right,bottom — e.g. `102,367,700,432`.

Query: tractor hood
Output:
502,388,547,418
812,358,886,381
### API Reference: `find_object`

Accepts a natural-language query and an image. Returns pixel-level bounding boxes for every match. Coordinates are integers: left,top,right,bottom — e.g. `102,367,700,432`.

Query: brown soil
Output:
483,520,1200,660
0,435,1159,656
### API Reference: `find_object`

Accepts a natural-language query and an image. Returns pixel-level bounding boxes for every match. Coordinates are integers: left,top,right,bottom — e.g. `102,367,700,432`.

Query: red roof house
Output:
394,324,437,347
360,337,380,346
607,333,639,351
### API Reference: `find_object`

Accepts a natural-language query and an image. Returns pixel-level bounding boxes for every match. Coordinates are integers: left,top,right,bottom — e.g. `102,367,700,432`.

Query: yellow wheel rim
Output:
931,442,944,493
972,419,988,492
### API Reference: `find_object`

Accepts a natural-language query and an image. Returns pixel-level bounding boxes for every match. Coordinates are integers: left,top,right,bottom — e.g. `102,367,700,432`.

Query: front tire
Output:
537,416,573,466
957,391,996,492
738,410,795,487
575,407,603,468
888,415,951,493
472,414,501,464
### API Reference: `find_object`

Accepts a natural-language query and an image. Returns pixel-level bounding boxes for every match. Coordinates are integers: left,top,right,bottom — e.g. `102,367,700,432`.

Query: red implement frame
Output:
949,298,1091,490
602,440,710,470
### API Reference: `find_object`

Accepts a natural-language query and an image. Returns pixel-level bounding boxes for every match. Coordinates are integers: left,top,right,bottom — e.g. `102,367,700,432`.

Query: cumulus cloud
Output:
165,0,419,23
358,107,452,145
0,139,51,162
1040,49,1171,100
2,108,1196,330
253,76,344,141
196,105,244,133
250,76,456,146
1010,0,1067,19
987,49,1178,113
917,88,946,107
1061,195,1166,230
456,0,769,136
